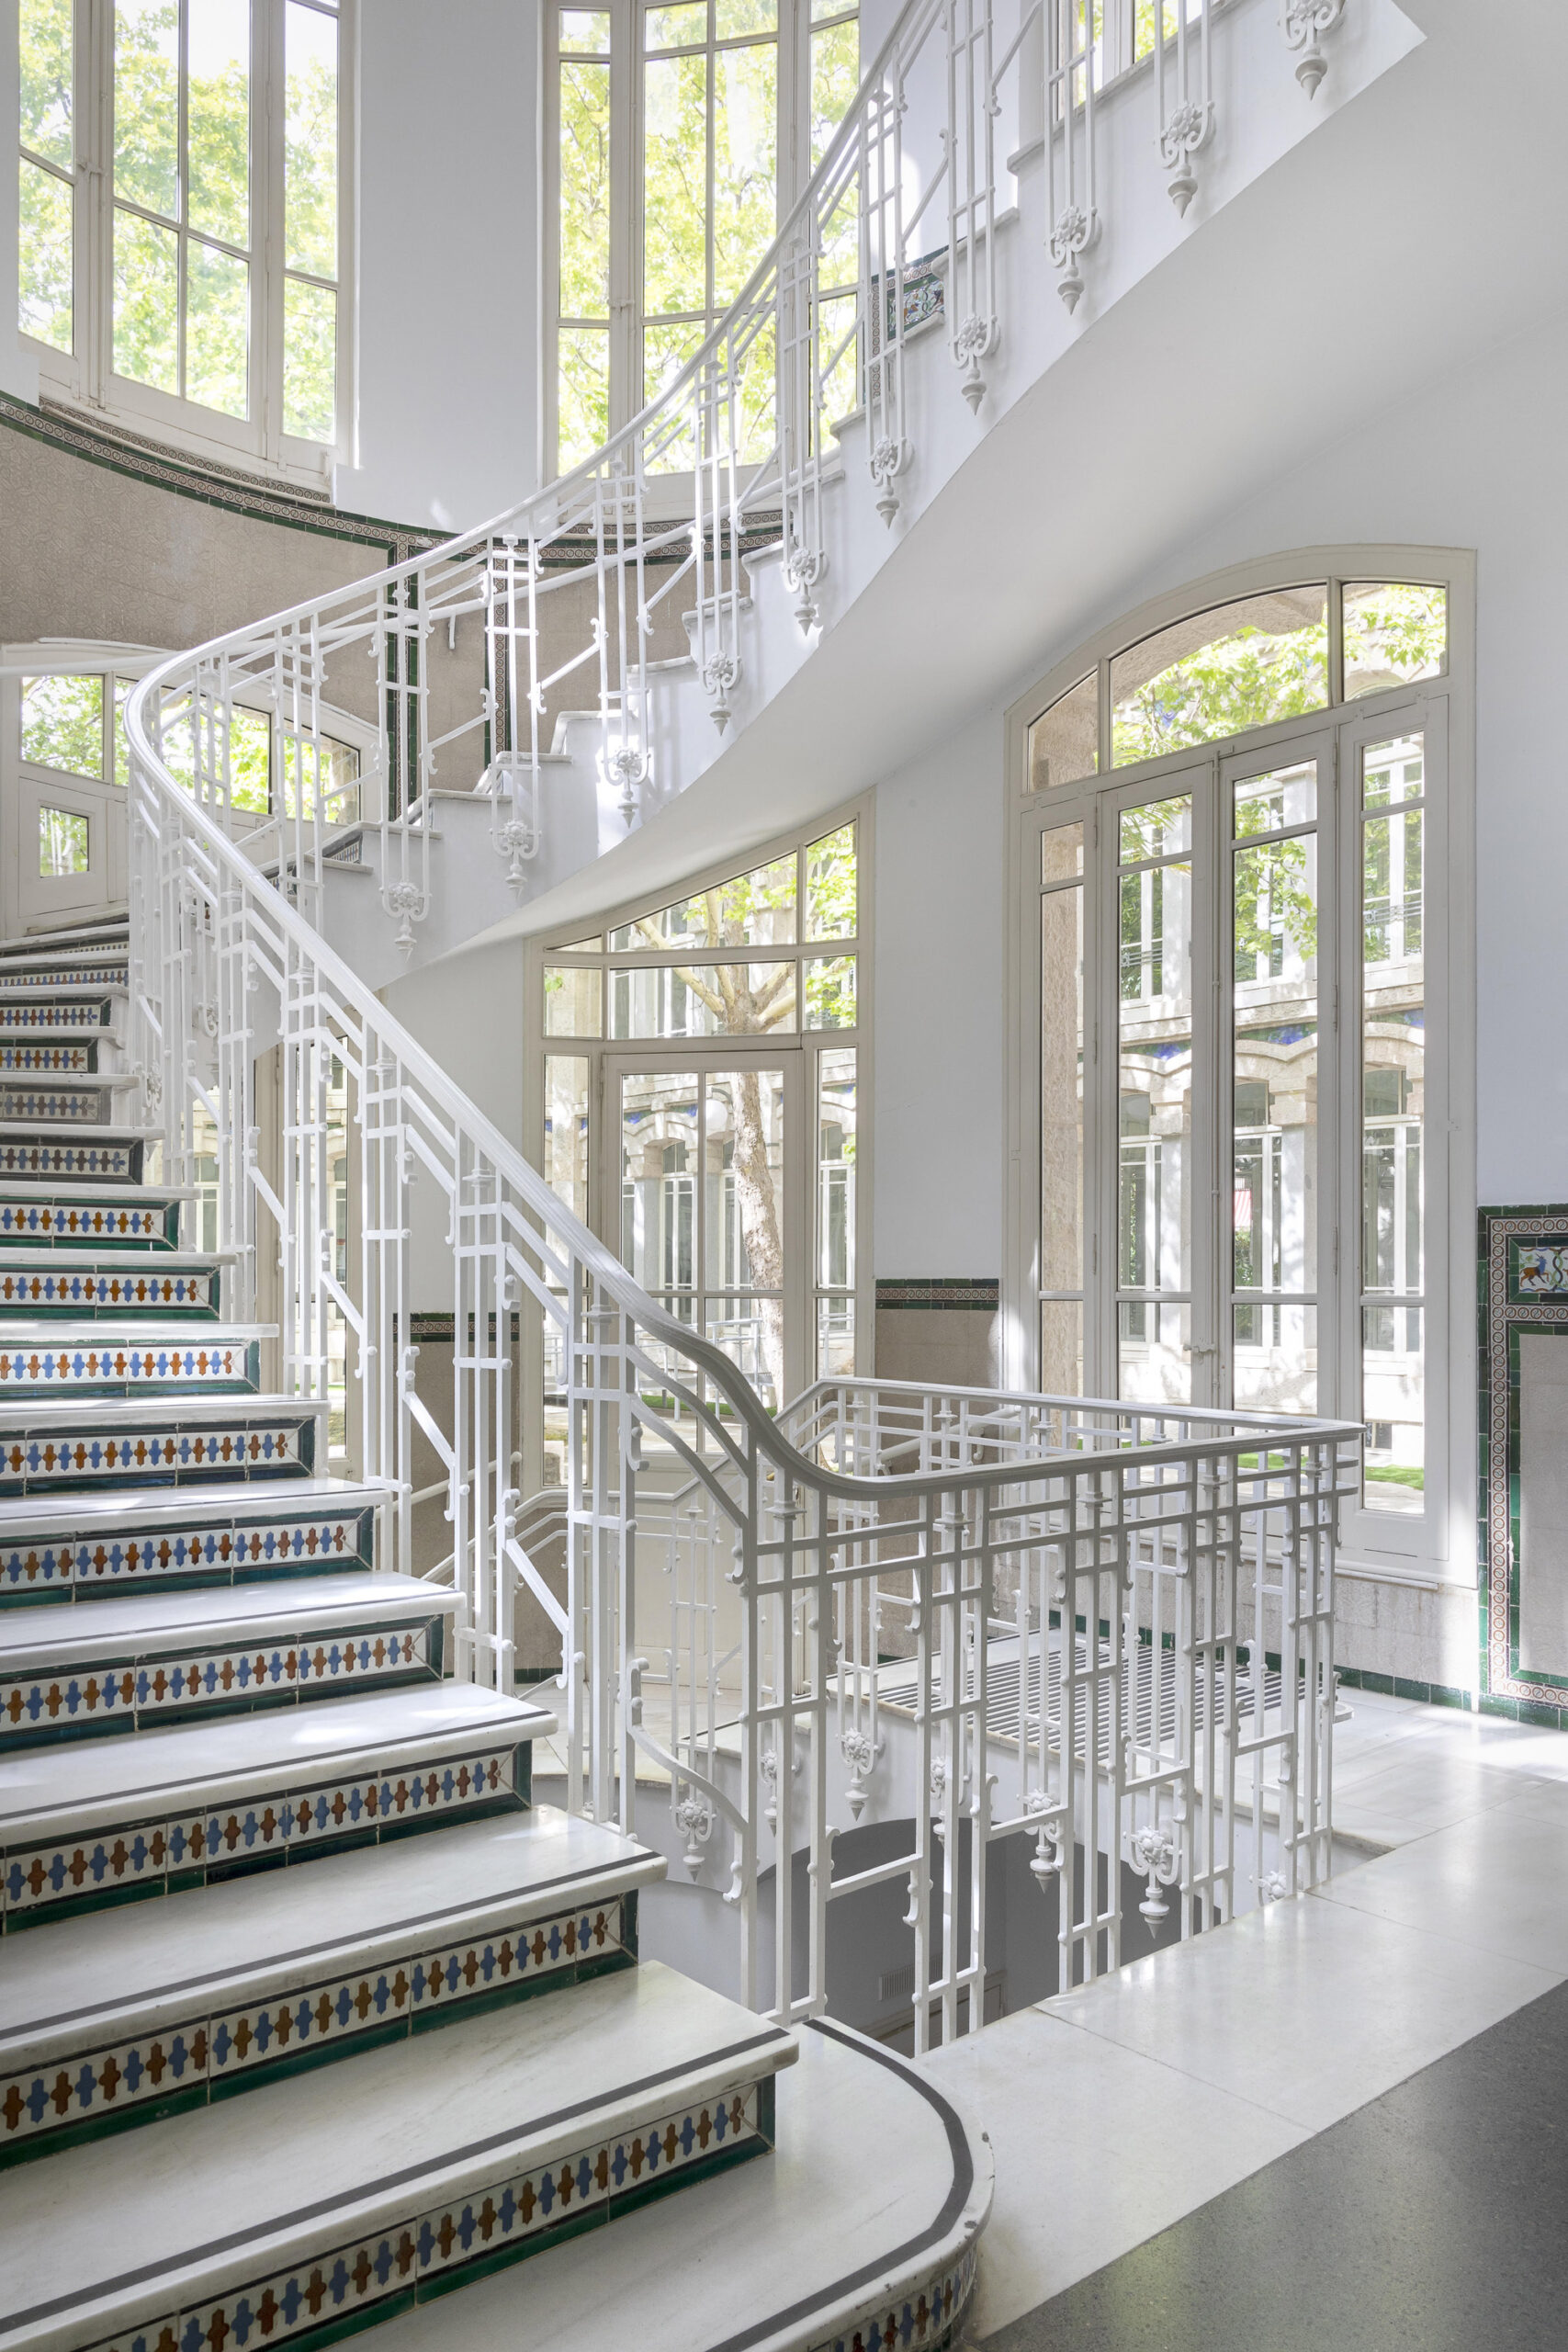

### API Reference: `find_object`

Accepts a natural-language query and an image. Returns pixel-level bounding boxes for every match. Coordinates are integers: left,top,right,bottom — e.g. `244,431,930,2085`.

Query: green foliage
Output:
1112,619,1328,767
1343,584,1447,695
22,675,104,778
20,0,73,165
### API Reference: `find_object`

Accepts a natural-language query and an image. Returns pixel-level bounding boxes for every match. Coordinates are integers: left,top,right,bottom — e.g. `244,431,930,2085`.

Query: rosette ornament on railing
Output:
127,0,1348,962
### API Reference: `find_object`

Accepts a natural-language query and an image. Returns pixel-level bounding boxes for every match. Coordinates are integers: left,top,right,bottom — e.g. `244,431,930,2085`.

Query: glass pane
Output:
1343,583,1447,700
186,0,249,246
285,0,337,277
18,156,74,351
811,13,858,166
608,963,793,1037
1111,588,1328,767
716,0,775,34
561,7,611,53
559,59,612,318
1361,732,1425,1510
220,705,270,809
115,0,179,217
20,0,74,167
1232,761,1319,1417
558,326,611,470
818,288,857,424
113,206,179,390
619,1070,699,1293
22,674,103,776
544,1056,591,1225
186,237,248,414
1117,801,1193,1405
278,729,357,821
711,37,776,307
282,274,335,438
39,805,89,876
804,955,854,1029
805,824,856,938
611,857,795,950
644,52,707,317
641,319,703,471
646,3,706,48
817,1046,855,1290
544,965,604,1037
1029,673,1099,791
1039,1300,1083,1398
817,1293,854,1381
1040,826,1084,1321
113,678,131,786
705,1066,785,1403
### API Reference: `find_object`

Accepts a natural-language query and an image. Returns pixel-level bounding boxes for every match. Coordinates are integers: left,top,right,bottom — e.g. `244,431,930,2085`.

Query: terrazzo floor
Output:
919,1690,1568,2346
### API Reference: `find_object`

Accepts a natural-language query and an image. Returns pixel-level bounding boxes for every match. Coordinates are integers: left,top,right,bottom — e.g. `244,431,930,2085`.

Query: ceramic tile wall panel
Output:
1478,1206,1568,1725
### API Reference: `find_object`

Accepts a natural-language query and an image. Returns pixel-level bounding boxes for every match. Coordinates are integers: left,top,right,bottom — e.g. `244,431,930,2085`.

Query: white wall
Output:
335,0,542,529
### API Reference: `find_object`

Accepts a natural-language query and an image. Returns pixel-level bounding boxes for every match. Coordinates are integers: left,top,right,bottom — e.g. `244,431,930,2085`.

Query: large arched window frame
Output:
17,0,353,484
1005,548,1476,1583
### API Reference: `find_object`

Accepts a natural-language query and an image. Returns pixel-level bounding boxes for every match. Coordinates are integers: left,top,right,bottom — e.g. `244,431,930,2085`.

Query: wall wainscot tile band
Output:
1478,1204,1568,1725
874,1279,1000,1314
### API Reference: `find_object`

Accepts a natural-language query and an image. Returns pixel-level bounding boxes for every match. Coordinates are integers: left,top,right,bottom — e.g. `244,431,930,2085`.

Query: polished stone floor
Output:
918,1690,1568,2345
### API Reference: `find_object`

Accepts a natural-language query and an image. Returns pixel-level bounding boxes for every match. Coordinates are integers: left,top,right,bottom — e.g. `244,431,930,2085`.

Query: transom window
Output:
548,0,858,473
17,0,349,477
1015,559,1464,1577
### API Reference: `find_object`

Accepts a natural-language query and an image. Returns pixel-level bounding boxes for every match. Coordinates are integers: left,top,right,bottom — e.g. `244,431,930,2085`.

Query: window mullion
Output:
611,0,637,438
257,0,285,459
82,0,112,401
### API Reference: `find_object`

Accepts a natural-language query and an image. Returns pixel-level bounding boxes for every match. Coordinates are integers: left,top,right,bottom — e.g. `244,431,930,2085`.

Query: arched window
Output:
17,0,350,481
546,0,858,474
1009,553,1472,1579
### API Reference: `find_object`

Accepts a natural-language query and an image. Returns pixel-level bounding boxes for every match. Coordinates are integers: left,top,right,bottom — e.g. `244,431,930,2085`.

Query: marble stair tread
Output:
0,1250,230,1270
0,1570,456,1671
0,1962,797,2352
0,1391,323,1433
364,2018,991,2352
0,1179,197,1201
0,1680,554,1847
0,1474,382,1542
0,1804,663,2064
0,1320,273,1342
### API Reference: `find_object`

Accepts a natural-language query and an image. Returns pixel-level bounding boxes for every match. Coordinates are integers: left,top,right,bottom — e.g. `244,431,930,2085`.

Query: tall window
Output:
17,0,349,476
548,0,858,474
1017,566,1461,1572
532,810,866,1476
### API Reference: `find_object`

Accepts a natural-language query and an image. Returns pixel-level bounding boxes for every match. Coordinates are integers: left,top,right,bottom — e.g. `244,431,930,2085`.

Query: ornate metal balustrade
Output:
124,0,1351,962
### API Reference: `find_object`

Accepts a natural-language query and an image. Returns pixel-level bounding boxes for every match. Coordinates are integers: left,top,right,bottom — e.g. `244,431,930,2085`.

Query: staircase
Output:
0,924,990,2352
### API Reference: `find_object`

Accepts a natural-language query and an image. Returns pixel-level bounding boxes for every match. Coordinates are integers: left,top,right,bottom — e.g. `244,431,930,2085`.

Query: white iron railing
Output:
123,710,1359,2043
122,0,1349,962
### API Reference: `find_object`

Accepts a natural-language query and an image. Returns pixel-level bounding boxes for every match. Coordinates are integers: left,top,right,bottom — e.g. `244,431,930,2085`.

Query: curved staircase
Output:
0,925,990,2352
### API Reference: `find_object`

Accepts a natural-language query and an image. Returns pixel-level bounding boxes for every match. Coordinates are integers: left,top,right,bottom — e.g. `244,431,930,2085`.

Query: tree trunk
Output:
728,1067,785,1407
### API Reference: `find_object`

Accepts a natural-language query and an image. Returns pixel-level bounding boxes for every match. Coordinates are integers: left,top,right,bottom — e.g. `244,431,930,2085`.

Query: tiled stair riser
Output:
0,1415,319,1497
72,2079,773,2352
0,1268,221,1317
0,1088,120,1125
813,2248,977,2352
0,1617,446,1750
0,1340,258,1396
0,1894,639,2165
0,1742,531,1930
0,1043,100,1076
0,1503,378,1605
0,1199,182,1249
0,1000,117,1029
0,1140,144,1182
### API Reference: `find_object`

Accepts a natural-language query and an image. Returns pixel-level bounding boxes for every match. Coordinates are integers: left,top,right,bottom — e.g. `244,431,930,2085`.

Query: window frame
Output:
17,0,355,486
1004,548,1476,1588
522,793,874,1487
540,0,853,487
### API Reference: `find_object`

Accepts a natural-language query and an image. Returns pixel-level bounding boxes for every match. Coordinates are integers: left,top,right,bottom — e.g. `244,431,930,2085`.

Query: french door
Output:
1038,693,1447,1565
604,1049,806,1413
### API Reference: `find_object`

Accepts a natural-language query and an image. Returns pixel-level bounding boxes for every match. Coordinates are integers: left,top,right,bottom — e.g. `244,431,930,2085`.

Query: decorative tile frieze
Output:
0,1744,525,1925
1478,1204,1568,1724
0,1504,376,1601
0,967,125,993
0,1043,98,1075
0,1199,179,1248
813,2244,977,2352
0,1267,219,1315
0,1140,141,1182
0,999,115,1029
0,1085,117,1125
0,1415,315,1496
0,1898,633,2159
78,2079,764,2352
874,1276,1000,1313
0,1624,435,1747
0,1339,257,1394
